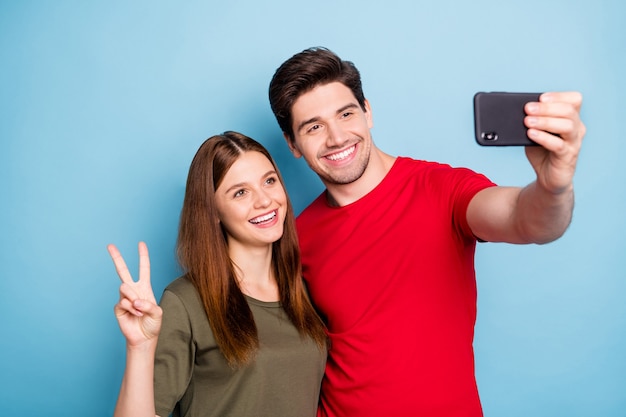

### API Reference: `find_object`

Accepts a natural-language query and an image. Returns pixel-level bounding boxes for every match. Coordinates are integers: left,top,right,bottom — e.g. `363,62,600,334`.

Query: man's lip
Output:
323,144,356,162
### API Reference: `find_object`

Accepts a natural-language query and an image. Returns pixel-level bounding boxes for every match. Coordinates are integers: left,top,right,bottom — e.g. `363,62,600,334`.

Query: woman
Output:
108,131,327,417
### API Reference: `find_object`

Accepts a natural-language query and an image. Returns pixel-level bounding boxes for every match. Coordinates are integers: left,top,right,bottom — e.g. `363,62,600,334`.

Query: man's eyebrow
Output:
295,116,320,135
295,103,360,134
336,103,359,115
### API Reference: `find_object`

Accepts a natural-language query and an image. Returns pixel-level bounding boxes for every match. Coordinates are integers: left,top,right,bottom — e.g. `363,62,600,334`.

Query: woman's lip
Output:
249,209,278,224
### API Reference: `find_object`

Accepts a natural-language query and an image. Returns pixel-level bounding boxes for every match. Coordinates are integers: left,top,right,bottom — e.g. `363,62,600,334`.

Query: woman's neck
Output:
228,243,279,302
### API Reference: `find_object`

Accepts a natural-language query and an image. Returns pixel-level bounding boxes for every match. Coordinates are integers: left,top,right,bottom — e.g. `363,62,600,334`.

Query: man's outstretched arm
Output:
467,91,585,244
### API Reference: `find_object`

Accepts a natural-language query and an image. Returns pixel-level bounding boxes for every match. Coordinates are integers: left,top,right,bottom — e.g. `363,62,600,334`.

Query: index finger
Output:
540,91,583,110
107,243,134,284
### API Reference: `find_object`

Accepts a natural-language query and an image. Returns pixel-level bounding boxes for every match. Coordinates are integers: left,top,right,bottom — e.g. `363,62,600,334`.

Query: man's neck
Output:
325,148,396,207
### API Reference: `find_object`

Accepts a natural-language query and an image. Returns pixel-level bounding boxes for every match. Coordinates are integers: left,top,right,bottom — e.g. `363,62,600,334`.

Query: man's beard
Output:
318,151,370,185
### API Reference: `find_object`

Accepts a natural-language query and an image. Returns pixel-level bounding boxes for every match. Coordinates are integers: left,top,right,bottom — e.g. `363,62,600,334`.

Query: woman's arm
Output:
108,242,162,417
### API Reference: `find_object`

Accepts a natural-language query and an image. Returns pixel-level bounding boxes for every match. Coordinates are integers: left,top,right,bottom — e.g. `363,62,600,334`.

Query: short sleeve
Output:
154,289,195,416
448,168,497,240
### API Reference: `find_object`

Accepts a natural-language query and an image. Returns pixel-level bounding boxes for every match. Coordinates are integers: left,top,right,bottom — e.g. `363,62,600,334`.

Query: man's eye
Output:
341,112,352,118
308,124,321,133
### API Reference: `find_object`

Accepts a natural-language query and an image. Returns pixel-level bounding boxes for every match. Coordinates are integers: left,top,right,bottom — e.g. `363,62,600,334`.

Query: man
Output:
268,47,585,417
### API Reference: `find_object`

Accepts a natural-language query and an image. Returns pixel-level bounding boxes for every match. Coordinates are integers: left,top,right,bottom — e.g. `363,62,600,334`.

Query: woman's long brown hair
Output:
176,131,326,367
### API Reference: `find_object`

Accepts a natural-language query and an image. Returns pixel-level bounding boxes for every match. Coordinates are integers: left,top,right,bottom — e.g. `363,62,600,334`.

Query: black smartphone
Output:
473,92,541,146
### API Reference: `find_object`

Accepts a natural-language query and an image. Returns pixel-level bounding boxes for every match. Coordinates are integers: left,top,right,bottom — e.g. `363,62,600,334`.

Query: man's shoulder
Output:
396,156,453,171
396,156,487,180
298,191,328,217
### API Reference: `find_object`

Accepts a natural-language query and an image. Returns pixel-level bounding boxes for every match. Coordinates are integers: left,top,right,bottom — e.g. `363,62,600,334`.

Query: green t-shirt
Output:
154,276,326,417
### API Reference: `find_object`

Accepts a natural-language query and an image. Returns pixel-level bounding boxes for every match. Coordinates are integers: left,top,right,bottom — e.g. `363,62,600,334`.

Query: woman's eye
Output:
265,176,277,185
233,189,246,198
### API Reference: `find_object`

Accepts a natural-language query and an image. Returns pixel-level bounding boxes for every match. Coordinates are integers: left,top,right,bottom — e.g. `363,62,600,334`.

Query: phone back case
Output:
474,92,541,146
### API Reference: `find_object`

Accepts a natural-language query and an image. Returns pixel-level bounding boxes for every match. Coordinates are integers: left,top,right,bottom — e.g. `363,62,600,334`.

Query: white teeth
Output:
326,145,355,161
250,211,276,224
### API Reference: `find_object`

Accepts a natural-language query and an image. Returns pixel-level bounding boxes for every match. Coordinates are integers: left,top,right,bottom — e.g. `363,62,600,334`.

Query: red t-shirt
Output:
296,157,496,417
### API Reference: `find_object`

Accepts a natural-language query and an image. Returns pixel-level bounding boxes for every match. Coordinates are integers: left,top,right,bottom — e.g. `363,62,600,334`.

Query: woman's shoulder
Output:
164,274,194,294
162,275,202,310
159,275,212,335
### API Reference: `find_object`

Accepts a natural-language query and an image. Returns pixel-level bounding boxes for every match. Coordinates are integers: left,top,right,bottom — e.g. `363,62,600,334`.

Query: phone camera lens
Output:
482,132,498,141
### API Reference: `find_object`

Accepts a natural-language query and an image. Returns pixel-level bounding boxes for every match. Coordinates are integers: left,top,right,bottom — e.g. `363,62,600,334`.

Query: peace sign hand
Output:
108,242,162,348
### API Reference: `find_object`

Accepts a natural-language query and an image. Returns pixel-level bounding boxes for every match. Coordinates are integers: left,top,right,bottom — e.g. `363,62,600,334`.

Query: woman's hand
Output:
108,242,162,348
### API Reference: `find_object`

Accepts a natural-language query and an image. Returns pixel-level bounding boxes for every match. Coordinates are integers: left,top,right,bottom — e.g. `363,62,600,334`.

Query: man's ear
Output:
283,132,302,158
364,99,374,129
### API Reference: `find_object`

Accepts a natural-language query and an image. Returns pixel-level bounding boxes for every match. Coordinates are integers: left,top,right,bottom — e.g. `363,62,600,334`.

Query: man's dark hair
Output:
268,47,367,141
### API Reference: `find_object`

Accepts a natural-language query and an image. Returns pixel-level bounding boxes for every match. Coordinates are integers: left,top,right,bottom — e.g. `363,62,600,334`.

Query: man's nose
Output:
326,122,347,148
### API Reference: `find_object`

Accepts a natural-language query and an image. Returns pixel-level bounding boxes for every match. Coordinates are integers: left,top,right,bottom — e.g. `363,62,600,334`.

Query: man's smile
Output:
324,144,356,162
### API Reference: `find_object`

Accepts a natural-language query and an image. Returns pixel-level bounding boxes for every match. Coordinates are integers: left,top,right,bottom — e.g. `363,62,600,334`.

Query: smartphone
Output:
473,92,541,146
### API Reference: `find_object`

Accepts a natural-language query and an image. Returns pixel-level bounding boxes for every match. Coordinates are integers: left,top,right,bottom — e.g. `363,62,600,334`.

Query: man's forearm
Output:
514,180,574,244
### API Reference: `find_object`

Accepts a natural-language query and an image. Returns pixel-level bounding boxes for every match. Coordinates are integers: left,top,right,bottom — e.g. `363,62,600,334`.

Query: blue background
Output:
1,1,624,415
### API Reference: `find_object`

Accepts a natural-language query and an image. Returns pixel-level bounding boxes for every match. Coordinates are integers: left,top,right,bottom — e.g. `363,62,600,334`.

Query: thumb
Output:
133,299,163,321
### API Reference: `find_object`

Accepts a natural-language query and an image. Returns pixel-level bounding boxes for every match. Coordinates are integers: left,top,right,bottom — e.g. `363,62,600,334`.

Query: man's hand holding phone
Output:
468,91,585,244
474,90,585,194
523,91,585,195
